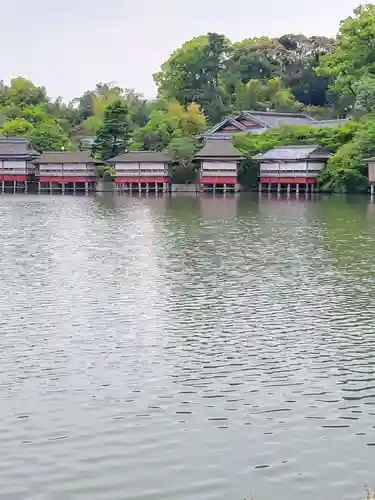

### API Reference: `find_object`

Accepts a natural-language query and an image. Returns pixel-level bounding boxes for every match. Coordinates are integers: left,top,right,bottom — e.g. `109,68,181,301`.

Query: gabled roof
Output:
0,136,38,158
195,139,244,160
203,116,249,136
253,145,331,161
108,151,171,163
32,151,98,164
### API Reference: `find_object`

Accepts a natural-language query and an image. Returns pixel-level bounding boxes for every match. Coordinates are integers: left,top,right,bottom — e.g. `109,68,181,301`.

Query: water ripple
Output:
1,194,375,500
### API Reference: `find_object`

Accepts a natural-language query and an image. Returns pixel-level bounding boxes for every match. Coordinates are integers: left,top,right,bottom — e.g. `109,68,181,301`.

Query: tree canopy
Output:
92,101,132,160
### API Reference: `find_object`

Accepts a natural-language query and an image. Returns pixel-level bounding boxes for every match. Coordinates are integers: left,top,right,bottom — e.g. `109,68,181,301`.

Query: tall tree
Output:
92,100,131,160
317,4,375,100
154,33,231,123
279,35,334,106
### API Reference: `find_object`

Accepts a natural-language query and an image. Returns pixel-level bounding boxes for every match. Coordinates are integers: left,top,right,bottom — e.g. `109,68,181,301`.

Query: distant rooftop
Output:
108,151,172,163
32,151,98,164
195,139,243,160
201,111,351,138
242,110,315,128
253,145,331,161
0,136,38,158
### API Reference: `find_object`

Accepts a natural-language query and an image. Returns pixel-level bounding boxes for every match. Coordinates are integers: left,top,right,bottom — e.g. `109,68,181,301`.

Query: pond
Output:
1,193,375,500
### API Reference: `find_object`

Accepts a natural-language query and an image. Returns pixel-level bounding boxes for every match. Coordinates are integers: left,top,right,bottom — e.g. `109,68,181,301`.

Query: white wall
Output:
260,161,309,172
40,163,87,171
307,162,325,172
114,162,139,172
2,160,27,173
260,161,327,175
61,163,87,171
38,163,96,177
39,163,63,171
142,162,167,172
202,161,237,172
260,163,278,173
115,162,168,176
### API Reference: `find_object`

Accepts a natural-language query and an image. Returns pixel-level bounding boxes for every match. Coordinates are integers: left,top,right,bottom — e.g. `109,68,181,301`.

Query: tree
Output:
92,100,132,160
166,135,198,184
166,136,197,167
354,76,375,114
0,117,34,137
70,84,152,139
123,88,152,128
317,5,375,100
183,103,207,135
83,115,103,135
234,80,268,111
132,100,206,151
71,90,96,122
2,78,48,107
277,35,334,108
222,34,333,109
154,33,231,122
132,110,180,151
30,122,74,152
233,77,302,113
224,37,287,86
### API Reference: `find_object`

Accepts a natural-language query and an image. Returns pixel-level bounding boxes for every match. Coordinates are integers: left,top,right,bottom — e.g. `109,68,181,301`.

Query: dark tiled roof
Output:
108,151,171,163
242,110,316,128
195,139,244,160
0,136,38,158
32,151,97,164
253,145,331,161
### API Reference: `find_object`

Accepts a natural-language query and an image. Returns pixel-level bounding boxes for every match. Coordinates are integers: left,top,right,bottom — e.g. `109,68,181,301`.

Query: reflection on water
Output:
1,193,375,500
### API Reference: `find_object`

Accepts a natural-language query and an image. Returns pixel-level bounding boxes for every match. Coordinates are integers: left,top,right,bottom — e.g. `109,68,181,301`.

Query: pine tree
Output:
92,100,131,160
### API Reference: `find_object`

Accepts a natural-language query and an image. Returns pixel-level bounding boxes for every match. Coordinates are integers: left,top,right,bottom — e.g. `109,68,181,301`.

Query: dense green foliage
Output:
154,33,336,123
92,101,132,160
2,4,375,189
0,79,153,153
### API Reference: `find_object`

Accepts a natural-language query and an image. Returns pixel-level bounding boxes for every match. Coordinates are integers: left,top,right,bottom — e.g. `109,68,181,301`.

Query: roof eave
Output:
1,154,38,160
195,155,244,160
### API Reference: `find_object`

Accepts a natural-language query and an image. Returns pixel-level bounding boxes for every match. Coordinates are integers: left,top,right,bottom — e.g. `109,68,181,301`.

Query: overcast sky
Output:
1,0,361,101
